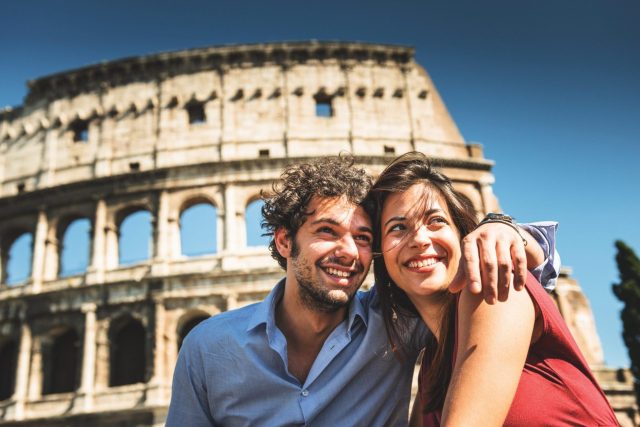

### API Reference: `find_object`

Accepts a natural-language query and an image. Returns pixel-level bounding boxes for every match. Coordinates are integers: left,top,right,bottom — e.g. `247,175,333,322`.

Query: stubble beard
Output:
291,239,364,313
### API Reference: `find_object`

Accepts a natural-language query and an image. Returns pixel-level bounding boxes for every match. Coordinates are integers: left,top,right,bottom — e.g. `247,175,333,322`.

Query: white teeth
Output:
325,267,351,278
407,258,438,268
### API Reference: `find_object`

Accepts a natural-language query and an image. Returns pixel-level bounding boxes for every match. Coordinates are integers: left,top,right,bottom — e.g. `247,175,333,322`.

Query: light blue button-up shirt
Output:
166,223,559,426
167,282,422,426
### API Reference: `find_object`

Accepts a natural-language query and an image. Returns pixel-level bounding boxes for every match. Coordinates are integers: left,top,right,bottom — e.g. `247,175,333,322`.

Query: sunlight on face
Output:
380,184,461,300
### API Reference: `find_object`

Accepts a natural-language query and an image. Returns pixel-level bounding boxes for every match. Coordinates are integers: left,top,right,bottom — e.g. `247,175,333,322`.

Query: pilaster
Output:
88,199,107,282
31,210,48,291
80,303,97,411
13,323,32,420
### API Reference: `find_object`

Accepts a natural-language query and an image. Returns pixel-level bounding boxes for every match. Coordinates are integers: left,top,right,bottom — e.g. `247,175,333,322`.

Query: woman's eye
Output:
429,216,448,225
388,223,406,233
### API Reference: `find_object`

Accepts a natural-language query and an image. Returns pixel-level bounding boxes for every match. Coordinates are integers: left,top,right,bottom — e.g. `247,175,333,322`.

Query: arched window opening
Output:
0,339,18,400
177,314,209,351
180,203,217,257
43,328,80,395
5,232,33,286
110,317,146,387
246,200,269,247
60,218,91,277
118,210,152,266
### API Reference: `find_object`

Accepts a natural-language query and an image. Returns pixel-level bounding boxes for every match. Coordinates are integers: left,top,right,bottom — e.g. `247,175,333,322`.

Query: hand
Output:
449,222,528,304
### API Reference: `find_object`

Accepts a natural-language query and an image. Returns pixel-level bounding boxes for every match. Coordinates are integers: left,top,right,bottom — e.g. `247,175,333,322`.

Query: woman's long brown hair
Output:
367,152,478,413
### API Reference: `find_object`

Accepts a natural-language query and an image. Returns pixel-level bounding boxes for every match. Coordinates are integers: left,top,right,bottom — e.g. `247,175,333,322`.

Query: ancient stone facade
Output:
0,41,636,426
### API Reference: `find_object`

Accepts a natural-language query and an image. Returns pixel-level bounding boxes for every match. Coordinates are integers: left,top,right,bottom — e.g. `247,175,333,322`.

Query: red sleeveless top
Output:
419,273,618,426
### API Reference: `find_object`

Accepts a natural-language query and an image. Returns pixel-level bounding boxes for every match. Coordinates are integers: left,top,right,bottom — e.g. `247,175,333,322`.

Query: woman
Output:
369,152,617,426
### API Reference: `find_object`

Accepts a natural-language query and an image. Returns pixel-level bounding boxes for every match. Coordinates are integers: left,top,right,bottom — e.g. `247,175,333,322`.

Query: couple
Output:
166,153,616,426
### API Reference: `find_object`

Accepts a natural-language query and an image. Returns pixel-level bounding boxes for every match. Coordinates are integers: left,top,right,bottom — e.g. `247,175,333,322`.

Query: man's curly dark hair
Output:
261,156,372,270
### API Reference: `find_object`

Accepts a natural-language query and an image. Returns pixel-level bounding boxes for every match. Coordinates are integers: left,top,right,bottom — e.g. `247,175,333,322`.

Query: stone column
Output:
80,303,97,411
104,219,119,271
93,319,110,390
226,293,239,311
223,184,236,252
155,191,170,261
149,298,168,404
169,216,181,259
31,210,48,292
13,323,32,420
27,336,43,401
89,199,107,282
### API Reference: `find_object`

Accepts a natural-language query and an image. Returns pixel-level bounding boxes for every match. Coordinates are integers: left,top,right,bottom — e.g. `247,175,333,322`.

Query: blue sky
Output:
1,0,639,367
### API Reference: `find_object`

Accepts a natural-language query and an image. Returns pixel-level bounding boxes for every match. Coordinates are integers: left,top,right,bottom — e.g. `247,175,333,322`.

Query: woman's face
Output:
381,183,461,300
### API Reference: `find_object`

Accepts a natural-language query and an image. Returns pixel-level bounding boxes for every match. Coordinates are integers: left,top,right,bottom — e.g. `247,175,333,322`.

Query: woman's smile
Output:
381,183,461,299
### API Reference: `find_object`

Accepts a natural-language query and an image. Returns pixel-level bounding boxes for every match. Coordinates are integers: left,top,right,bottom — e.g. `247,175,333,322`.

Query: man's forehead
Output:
307,195,371,225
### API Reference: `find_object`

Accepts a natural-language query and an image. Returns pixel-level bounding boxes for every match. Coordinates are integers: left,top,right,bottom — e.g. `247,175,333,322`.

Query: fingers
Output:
511,237,528,291
478,236,498,304
496,239,512,302
462,235,482,294
462,222,529,304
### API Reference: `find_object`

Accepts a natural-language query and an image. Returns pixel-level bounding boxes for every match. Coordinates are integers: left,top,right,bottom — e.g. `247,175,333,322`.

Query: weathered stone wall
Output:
0,42,635,426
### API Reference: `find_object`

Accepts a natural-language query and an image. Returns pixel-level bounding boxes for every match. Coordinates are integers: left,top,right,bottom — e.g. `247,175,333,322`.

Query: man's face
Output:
281,196,373,312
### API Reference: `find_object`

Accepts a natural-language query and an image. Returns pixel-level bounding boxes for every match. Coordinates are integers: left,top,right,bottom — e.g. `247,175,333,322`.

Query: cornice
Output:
23,41,415,107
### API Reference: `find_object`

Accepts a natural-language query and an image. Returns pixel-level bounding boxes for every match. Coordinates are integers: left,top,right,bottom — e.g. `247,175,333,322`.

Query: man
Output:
166,156,558,426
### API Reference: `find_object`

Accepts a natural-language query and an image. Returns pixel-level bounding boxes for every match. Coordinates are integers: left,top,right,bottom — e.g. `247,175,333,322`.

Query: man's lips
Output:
319,262,363,283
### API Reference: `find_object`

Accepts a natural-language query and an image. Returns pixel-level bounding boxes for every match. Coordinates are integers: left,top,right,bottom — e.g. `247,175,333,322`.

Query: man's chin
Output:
326,289,353,305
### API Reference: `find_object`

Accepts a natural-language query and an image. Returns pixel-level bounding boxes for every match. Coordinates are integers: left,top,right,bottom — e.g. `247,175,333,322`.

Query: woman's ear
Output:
274,228,292,258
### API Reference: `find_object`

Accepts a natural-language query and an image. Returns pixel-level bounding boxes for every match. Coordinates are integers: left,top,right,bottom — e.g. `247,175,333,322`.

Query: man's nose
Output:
335,235,359,260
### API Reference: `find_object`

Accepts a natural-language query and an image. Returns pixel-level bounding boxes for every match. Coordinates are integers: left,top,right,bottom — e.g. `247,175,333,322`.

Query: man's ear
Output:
274,228,292,258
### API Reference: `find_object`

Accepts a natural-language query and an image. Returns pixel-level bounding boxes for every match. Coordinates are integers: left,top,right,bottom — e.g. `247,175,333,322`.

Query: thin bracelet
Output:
477,219,528,246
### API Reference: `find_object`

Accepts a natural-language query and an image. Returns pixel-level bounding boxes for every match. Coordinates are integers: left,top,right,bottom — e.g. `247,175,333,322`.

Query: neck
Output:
275,277,350,383
408,291,450,341
277,279,348,343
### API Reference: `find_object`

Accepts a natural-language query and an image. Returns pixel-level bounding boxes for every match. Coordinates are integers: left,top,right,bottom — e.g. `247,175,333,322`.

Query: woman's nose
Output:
410,224,432,247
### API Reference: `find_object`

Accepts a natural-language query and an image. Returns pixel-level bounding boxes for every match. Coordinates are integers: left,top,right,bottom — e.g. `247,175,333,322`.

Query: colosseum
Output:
0,41,637,426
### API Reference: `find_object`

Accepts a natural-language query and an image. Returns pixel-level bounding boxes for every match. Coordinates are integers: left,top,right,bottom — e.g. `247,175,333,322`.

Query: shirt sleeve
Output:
518,221,561,292
166,332,216,427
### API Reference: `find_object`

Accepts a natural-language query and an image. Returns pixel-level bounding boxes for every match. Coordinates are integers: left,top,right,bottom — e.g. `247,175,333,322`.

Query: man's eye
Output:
318,226,335,234
355,235,372,244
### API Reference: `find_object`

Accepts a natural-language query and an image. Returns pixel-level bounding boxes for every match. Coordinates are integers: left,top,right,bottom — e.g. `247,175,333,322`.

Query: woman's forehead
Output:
382,184,447,216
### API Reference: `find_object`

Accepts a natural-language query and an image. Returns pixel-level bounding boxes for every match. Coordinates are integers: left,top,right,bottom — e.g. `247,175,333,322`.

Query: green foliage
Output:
612,240,640,407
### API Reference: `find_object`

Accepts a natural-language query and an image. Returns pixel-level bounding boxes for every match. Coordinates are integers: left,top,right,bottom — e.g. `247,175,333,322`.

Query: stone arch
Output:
0,336,18,400
1,228,34,286
109,314,147,387
116,206,153,266
176,310,210,351
42,326,81,395
57,215,92,277
244,196,269,247
179,196,218,257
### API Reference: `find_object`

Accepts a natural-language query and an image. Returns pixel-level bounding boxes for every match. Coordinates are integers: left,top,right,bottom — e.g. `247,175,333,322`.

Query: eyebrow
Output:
383,208,444,227
310,218,373,235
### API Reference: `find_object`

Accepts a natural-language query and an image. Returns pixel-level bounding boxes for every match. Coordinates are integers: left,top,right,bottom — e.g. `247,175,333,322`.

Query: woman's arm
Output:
440,284,538,426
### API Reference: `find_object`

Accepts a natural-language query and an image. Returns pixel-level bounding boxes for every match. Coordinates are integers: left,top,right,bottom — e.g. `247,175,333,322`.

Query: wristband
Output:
477,213,528,246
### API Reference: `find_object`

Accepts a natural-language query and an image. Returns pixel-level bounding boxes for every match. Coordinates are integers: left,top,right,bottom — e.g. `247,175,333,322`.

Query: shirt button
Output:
301,390,309,397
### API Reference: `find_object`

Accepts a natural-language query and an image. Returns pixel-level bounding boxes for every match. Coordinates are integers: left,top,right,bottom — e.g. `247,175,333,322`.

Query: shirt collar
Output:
246,278,369,332
246,277,285,332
